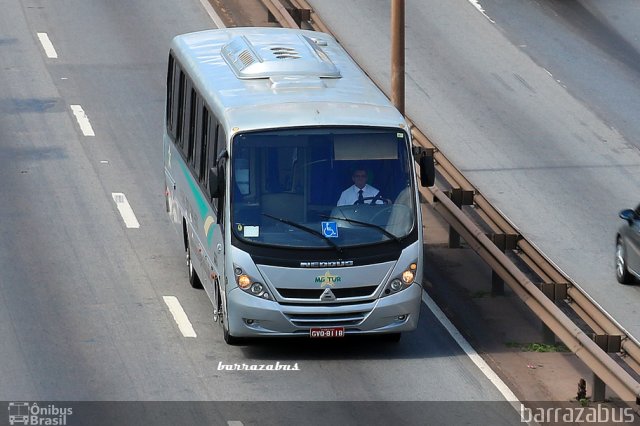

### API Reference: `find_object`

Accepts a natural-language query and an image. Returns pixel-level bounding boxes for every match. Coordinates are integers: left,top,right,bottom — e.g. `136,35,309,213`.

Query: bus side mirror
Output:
208,152,227,199
208,166,223,199
419,152,435,187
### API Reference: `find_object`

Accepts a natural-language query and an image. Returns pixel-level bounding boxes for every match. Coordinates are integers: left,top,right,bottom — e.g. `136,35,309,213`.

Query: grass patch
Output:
506,342,570,352
469,290,490,299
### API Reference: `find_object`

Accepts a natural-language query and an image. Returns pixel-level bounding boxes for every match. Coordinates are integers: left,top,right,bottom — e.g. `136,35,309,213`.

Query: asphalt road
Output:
0,0,520,423
307,0,640,338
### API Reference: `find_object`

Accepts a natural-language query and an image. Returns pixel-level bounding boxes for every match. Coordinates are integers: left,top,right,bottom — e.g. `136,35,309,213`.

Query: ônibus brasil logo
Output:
8,402,73,425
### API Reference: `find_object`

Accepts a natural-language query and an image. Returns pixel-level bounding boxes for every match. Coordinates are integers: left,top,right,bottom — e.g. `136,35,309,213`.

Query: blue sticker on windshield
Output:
321,221,338,238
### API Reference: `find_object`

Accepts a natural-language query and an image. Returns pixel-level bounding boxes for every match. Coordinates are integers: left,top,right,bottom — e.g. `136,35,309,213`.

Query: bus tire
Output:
223,317,243,345
223,326,240,345
186,244,203,289
222,300,243,345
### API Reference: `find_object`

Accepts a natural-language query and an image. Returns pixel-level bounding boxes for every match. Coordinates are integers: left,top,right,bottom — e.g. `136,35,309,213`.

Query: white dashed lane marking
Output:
70,105,96,136
37,32,58,58
163,296,197,338
111,193,140,229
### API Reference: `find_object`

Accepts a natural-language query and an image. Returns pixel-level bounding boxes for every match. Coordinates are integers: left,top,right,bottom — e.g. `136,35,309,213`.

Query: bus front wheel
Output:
223,325,240,345
221,293,242,345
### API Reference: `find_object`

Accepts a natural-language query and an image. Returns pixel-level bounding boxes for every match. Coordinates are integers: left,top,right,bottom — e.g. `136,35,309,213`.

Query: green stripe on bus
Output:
179,161,215,246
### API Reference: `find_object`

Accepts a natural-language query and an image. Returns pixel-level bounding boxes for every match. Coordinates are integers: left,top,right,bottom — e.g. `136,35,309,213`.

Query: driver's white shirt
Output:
336,184,380,206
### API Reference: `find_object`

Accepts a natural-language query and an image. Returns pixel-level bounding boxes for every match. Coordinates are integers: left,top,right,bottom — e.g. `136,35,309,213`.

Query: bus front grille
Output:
277,286,378,300
284,311,369,328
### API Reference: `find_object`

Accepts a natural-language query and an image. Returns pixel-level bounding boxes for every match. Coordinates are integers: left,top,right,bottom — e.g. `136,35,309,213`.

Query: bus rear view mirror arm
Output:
419,152,435,187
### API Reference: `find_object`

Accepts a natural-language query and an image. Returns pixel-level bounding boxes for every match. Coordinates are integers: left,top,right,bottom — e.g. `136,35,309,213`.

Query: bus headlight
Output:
237,274,251,289
233,264,272,300
250,282,264,295
247,281,269,299
402,262,417,284
381,262,418,297
402,270,415,284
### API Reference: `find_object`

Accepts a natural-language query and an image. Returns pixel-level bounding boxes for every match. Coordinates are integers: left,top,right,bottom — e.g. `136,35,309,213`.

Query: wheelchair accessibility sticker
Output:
321,221,338,238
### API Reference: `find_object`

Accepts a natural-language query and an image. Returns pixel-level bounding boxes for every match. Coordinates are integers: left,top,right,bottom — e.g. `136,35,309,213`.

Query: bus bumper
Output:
226,283,422,337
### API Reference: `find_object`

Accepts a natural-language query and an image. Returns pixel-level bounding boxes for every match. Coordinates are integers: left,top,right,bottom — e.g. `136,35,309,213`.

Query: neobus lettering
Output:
301,261,354,268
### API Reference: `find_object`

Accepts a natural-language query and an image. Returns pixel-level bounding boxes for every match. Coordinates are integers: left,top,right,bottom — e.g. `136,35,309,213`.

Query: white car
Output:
616,204,640,284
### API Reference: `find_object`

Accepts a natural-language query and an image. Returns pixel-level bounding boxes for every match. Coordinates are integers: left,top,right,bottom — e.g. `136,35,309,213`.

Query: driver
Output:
337,168,383,206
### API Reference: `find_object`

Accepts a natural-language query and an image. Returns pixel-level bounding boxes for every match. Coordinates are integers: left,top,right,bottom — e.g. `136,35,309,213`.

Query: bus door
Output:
205,124,227,320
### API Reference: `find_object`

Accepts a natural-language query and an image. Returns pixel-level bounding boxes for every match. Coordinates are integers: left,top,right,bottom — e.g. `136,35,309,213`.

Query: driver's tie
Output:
358,189,364,203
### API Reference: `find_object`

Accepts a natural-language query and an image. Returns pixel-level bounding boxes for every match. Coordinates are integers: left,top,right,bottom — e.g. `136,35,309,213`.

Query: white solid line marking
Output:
70,105,95,136
468,0,495,23
163,296,197,338
227,422,244,426
37,32,58,58
199,0,226,28
421,290,520,404
111,193,140,228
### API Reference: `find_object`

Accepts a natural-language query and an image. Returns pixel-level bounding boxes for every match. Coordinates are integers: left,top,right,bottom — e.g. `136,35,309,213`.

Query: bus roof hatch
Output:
221,34,341,80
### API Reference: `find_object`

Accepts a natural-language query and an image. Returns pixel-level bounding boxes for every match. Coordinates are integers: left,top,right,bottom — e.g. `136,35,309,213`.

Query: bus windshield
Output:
231,127,416,248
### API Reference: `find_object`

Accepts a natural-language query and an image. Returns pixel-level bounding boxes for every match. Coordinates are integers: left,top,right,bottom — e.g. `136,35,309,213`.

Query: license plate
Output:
310,327,345,338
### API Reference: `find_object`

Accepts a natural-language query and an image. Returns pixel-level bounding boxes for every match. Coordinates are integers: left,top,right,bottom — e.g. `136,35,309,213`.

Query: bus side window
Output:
216,124,225,159
175,70,186,149
209,115,219,182
206,113,219,209
214,124,226,225
169,60,182,142
216,125,226,193
186,87,197,166
166,53,174,135
192,95,202,179
198,106,209,184
181,81,194,159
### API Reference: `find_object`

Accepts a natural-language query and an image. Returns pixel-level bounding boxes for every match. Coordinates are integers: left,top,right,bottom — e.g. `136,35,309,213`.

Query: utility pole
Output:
391,0,405,116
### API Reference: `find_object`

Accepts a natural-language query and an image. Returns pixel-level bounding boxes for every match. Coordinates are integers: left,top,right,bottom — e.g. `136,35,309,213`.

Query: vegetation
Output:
505,342,570,352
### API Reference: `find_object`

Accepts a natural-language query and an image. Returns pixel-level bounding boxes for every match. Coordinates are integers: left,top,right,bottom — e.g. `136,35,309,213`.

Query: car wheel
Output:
616,238,633,284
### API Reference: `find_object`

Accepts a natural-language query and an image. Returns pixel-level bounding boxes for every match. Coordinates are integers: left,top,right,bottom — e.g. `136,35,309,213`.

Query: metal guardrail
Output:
256,0,640,403
409,124,640,372
409,88,640,404
429,186,640,402
263,0,299,28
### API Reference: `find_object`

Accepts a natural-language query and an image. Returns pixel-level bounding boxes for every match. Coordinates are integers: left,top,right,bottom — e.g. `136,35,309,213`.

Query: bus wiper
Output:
320,213,401,243
262,214,343,254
